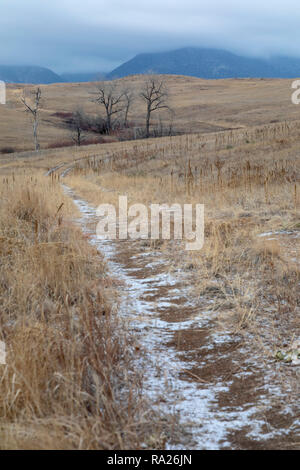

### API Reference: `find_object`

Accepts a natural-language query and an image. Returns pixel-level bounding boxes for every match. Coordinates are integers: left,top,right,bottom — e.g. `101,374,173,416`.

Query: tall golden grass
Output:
63,119,300,348
0,174,169,449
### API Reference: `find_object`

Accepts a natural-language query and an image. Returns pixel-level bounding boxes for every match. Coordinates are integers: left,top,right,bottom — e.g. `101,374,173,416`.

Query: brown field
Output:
0,76,299,449
0,75,299,152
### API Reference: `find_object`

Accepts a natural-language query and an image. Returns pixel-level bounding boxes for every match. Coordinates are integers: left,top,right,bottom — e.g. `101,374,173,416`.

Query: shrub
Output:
0,147,15,154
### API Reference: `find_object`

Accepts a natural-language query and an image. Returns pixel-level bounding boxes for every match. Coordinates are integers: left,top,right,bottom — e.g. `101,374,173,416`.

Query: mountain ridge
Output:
2,47,300,84
107,47,300,79
0,65,64,84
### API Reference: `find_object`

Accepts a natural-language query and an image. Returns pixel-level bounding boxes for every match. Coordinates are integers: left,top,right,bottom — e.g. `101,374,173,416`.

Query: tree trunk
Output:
106,110,111,133
146,107,151,138
124,105,129,127
33,118,40,151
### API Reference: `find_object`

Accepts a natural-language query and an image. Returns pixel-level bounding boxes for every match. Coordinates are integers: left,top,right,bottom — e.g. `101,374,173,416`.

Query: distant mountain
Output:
0,65,64,84
107,47,300,79
60,72,106,83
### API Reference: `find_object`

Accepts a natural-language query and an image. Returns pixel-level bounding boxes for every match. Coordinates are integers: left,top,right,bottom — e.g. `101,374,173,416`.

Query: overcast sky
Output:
1,0,300,73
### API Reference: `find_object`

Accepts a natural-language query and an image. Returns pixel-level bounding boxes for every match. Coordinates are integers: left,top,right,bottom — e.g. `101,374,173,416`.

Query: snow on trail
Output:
62,184,299,450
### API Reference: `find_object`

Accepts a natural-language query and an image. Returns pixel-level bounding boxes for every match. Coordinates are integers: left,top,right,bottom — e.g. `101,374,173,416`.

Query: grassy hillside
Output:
0,75,298,153
0,115,299,449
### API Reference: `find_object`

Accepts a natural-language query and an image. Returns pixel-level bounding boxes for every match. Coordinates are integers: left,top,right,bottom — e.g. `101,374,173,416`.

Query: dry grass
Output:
1,75,300,152
0,174,170,449
62,117,300,356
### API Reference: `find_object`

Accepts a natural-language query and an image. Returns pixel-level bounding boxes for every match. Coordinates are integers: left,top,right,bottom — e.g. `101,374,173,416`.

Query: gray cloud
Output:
1,0,300,73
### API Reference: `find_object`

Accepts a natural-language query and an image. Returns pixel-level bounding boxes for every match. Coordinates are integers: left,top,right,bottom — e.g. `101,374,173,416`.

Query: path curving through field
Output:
57,177,299,450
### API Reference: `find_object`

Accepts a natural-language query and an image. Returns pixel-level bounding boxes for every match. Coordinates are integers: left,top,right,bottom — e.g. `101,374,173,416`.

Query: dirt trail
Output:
62,184,299,450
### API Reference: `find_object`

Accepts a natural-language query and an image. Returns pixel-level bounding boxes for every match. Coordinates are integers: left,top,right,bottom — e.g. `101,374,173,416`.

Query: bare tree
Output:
140,76,169,138
93,82,125,133
21,87,42,151
123,88,135,127
70,109,86,146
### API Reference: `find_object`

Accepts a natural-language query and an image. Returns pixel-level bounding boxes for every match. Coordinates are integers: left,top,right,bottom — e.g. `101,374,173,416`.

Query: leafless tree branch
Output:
139,76,170,138
93,82,126,133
